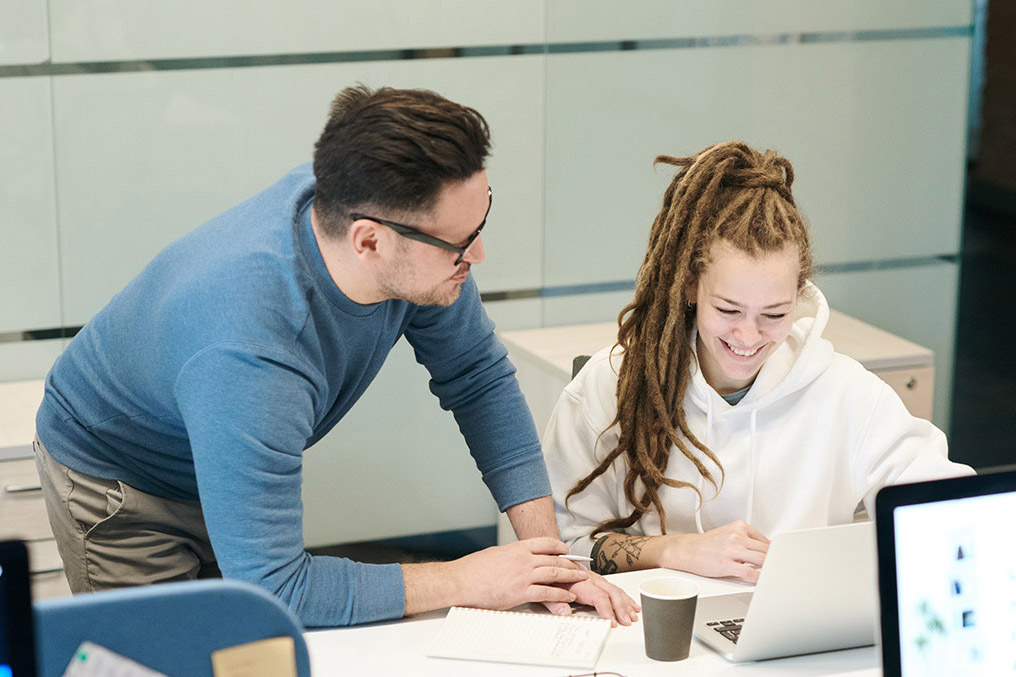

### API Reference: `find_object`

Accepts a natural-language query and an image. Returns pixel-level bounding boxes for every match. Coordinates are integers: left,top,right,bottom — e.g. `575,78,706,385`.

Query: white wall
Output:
0,1,972,545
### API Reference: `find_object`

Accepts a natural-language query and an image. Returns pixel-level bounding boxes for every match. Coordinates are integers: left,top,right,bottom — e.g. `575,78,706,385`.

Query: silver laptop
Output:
693,522,877,662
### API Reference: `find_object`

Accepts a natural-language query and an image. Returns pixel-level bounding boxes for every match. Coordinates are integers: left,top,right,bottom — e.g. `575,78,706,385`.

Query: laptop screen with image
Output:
876,471,1016,677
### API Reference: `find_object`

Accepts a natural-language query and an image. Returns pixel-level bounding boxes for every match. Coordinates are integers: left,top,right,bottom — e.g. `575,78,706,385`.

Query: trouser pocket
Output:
65,468,129,538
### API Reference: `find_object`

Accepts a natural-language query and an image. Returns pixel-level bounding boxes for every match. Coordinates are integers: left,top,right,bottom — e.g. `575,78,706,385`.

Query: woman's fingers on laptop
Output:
735,562,762,583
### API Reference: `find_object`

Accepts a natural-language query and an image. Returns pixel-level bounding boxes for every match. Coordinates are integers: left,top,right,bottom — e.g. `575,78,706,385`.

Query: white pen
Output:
558,554,593,562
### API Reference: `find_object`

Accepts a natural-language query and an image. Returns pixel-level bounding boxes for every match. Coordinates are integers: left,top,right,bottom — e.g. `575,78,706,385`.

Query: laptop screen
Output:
0,541,36,677
875,471,1016,677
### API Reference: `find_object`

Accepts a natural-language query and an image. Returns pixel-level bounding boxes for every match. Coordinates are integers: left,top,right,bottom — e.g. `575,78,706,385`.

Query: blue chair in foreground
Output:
34,579,311,677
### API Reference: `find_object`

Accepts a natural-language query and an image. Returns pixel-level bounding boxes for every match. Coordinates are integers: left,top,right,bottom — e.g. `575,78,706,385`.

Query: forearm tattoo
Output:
590,534,650,575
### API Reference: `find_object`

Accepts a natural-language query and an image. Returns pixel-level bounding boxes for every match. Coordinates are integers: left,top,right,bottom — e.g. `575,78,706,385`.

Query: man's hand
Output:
453,538,590,609
544,570,640,626
402,537,589,615
501,496,638,624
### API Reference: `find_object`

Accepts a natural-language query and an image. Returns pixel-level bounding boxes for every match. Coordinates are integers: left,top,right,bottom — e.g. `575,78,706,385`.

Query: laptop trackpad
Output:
696,591,753,623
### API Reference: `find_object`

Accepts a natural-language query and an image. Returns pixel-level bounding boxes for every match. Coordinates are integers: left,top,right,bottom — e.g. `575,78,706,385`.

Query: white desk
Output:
303,568,880,676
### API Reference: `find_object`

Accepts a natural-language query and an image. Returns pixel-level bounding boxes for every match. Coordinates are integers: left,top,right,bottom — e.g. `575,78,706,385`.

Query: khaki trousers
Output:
33,435,221,594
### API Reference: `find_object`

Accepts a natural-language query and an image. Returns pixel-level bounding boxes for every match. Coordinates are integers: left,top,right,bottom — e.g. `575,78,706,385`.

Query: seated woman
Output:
544,141,972,582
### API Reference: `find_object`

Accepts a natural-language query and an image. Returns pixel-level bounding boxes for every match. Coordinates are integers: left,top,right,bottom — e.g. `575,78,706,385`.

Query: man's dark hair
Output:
312,84,491,238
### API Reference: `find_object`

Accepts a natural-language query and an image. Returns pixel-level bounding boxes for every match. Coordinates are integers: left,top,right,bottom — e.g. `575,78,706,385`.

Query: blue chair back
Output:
33,579,311,677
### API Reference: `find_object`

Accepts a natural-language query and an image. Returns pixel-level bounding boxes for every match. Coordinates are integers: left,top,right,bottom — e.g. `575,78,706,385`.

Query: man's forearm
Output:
505,495,559,540
402,560,458,616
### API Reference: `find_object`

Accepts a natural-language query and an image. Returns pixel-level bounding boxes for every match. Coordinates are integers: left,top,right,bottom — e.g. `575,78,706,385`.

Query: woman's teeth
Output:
726,341,760,357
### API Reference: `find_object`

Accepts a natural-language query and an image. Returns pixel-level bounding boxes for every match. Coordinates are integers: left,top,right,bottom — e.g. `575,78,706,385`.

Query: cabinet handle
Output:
31,567,65,577
3,484,43,494
906,378,917,390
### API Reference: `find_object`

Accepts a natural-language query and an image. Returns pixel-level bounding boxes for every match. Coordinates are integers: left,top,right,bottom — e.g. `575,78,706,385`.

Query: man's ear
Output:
348,218,381,261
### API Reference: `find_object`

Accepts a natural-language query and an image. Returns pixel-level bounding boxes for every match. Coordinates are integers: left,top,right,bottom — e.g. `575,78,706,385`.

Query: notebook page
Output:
428,606,612,668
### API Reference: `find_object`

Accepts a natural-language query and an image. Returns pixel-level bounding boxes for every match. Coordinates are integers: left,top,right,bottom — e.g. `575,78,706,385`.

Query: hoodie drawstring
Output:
693,400,758,534
694,397,714,534
745,408,757,527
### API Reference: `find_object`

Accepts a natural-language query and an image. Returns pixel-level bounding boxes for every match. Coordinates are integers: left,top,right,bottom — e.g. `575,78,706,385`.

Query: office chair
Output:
571,355,591,379
34,579,311,677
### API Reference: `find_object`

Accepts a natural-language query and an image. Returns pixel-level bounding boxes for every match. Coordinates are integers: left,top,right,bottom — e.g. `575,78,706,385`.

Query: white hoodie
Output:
545,282,973,556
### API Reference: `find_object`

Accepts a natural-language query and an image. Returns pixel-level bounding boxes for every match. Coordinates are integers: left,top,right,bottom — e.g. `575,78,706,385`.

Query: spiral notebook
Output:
428,606,612,668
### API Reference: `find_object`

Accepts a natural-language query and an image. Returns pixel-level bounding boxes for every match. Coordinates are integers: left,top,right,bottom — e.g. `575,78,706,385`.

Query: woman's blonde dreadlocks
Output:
566,141,813,536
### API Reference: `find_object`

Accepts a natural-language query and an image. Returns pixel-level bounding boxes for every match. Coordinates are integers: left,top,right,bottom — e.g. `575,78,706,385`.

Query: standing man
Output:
34,85,637,627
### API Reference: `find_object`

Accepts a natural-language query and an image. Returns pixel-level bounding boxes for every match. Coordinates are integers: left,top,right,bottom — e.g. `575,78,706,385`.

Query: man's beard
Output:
376,262,468,307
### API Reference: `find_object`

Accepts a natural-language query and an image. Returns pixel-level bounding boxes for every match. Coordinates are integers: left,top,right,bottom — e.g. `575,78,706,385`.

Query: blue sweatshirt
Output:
35,164,550,626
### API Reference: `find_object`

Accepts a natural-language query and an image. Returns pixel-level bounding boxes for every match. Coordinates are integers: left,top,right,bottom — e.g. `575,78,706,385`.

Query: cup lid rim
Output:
638,576,699,600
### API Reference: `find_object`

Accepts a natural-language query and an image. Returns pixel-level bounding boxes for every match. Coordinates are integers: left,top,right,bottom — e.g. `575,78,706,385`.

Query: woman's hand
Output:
658,520,769,582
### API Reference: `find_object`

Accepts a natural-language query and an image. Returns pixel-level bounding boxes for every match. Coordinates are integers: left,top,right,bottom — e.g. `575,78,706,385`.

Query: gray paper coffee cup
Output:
639,577,699,661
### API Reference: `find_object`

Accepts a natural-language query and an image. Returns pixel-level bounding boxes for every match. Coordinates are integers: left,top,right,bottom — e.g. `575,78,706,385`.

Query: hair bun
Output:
726,166,788,190
718,153,793,206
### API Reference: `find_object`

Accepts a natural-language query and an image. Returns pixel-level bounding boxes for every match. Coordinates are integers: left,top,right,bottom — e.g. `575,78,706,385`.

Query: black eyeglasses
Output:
350,186,492,266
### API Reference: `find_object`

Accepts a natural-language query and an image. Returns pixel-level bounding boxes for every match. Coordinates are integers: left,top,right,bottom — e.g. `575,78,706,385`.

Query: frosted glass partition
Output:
484,299,543,336
48,0,546,62
548,0,971,42
302,340,498,546
302,297,541,547
52,55,544,325
0,1,49,65
542,291,634,329
0,341,65,384
0,78,60,334
543,36,969,289
817,262,960,430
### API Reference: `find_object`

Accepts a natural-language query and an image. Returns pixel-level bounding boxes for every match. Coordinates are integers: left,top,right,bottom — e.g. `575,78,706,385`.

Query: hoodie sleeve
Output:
851,377,974,515
544,350,626,557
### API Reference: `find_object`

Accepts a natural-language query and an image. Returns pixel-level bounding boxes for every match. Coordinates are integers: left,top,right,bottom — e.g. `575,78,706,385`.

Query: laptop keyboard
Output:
707,618,745,644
